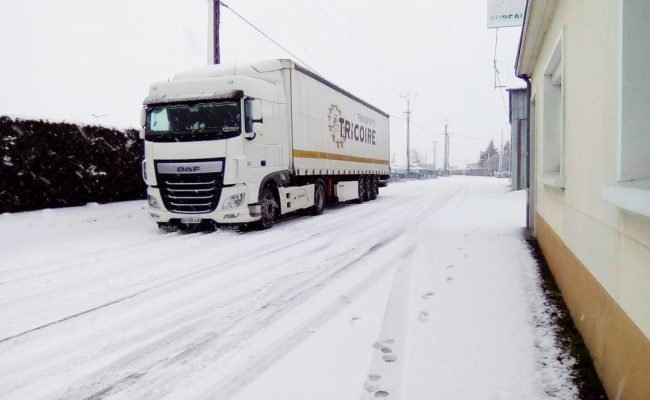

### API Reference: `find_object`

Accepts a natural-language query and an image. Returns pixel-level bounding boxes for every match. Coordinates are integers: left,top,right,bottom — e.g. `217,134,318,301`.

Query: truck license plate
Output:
181,216,201,224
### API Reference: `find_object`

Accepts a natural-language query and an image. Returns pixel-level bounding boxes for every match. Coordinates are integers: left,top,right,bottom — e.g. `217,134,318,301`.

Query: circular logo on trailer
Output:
328,104,345,149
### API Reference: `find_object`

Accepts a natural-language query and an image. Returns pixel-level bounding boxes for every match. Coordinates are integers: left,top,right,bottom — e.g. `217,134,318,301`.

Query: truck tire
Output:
310,180,325,215
365,175,374,200
369,176,378,200
358,176,367,203
256,187,278,230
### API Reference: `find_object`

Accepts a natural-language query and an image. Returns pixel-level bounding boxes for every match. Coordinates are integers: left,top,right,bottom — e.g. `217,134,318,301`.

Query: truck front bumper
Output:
146,184,260,225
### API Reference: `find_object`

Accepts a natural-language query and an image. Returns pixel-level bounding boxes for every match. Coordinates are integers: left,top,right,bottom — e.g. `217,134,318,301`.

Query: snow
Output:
0,177,578,399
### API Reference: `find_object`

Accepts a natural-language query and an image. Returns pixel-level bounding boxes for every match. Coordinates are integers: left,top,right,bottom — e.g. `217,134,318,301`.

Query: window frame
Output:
540,30,566,189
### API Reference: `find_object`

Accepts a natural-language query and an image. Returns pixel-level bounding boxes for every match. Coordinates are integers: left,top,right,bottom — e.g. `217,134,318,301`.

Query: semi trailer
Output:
140,59,390,229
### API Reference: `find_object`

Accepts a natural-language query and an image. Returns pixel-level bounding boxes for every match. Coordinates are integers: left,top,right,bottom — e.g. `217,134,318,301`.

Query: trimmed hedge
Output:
0,116,144,213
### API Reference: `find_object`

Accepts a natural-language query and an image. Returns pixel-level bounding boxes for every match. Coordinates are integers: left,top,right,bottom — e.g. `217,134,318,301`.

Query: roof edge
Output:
515,0,558,77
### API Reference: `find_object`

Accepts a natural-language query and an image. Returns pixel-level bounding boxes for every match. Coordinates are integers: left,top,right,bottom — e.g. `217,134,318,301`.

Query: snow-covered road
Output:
0,177,577,399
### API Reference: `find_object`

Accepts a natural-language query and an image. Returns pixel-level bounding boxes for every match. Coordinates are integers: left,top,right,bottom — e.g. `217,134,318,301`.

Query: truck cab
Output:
141,62,291,229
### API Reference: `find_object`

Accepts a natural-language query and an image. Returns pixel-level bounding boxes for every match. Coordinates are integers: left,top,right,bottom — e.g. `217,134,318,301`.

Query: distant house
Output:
515,1,650,399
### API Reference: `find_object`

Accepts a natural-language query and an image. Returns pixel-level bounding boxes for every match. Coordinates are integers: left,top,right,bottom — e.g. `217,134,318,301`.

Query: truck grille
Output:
157,173,223,214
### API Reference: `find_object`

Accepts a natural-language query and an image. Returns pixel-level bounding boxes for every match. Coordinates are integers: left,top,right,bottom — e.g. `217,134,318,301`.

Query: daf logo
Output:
157,161,222,175
177,166,200,172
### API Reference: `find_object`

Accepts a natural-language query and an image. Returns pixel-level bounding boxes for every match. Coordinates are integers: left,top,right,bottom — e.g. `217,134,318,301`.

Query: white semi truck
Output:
140,59,390,229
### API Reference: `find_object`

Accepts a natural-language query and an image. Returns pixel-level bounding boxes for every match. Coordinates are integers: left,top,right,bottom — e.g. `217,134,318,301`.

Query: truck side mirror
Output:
251,99,263,122
244,98,264,140
139,107,146,140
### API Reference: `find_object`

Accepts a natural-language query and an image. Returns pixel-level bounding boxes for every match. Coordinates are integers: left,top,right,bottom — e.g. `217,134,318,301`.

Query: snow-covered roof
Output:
143,75,277,105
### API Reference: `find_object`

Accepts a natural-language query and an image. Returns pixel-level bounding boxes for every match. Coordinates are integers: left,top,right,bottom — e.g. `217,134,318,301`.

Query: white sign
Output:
487,0,526,28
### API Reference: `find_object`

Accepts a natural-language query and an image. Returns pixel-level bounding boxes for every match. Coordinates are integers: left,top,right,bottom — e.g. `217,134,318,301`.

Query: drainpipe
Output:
518,74,533,231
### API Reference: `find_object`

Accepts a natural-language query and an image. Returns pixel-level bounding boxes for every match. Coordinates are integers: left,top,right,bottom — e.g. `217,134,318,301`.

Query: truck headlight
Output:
148,194,160,209
223,193,245,209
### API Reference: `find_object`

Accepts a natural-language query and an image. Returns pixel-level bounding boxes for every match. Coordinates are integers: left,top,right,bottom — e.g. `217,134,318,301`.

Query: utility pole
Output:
444,124,448,175
433,141,438,172
400,93,417,177
499,128,504,174
208,0,221,64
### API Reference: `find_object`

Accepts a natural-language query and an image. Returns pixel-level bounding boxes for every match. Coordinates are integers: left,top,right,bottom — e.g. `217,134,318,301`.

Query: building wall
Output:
528,1,650,398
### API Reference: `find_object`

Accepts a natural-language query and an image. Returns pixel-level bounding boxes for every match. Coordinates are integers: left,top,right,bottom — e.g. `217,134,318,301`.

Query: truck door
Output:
244,98,267,168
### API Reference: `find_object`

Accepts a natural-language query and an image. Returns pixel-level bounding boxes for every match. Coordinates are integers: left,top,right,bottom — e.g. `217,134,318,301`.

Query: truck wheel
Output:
357,176,366,203
256,187,278,230
365,175,374,200
310,180,325,215
369,176,378,200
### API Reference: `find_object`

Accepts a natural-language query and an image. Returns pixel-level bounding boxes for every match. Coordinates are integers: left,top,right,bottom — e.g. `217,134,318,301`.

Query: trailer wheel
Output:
310,180,325,215
256,187,278,230
357,176,366,203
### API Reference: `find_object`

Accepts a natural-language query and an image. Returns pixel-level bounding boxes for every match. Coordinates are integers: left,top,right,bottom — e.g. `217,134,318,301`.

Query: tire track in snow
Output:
68,189,461,400
1,185,444,340
0,230,328,344
203,245,419,400
1,182,463,399
79,234,413,400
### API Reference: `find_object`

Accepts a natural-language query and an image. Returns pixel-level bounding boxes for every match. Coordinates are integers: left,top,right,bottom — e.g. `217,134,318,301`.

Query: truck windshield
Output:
145,100,241,141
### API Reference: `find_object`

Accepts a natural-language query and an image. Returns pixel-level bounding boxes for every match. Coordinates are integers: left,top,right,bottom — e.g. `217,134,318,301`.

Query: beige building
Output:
515,1,650,399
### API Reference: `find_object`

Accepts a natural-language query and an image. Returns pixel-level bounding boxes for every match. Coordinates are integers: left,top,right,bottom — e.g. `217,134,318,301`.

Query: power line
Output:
296,0,401,82
221,1,316,71
222,1,400,117
391,111,488,145
222,2,498,153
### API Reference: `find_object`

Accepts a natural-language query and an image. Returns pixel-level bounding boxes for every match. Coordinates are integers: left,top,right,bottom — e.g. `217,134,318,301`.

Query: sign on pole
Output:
487,0,526,28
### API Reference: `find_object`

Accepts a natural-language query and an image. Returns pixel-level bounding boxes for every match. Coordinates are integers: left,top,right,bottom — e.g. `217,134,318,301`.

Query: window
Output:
602,0,650,217
144,99,241,142
541,33,564,188
618,0,650,182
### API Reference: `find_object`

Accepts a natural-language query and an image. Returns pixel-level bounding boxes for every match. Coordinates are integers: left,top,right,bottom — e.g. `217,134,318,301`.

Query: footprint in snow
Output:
373,339,394,349
363,375,383,393
372,341,393,353
364,382,380,393
382,354,397,363
446,276,454,283
418,311,429,322
375,390,390,398
350,316,361,323
446,264,455,269
422,291,435,300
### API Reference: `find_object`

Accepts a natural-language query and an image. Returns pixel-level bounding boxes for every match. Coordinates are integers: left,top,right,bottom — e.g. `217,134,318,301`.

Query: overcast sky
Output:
0,0,522,167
